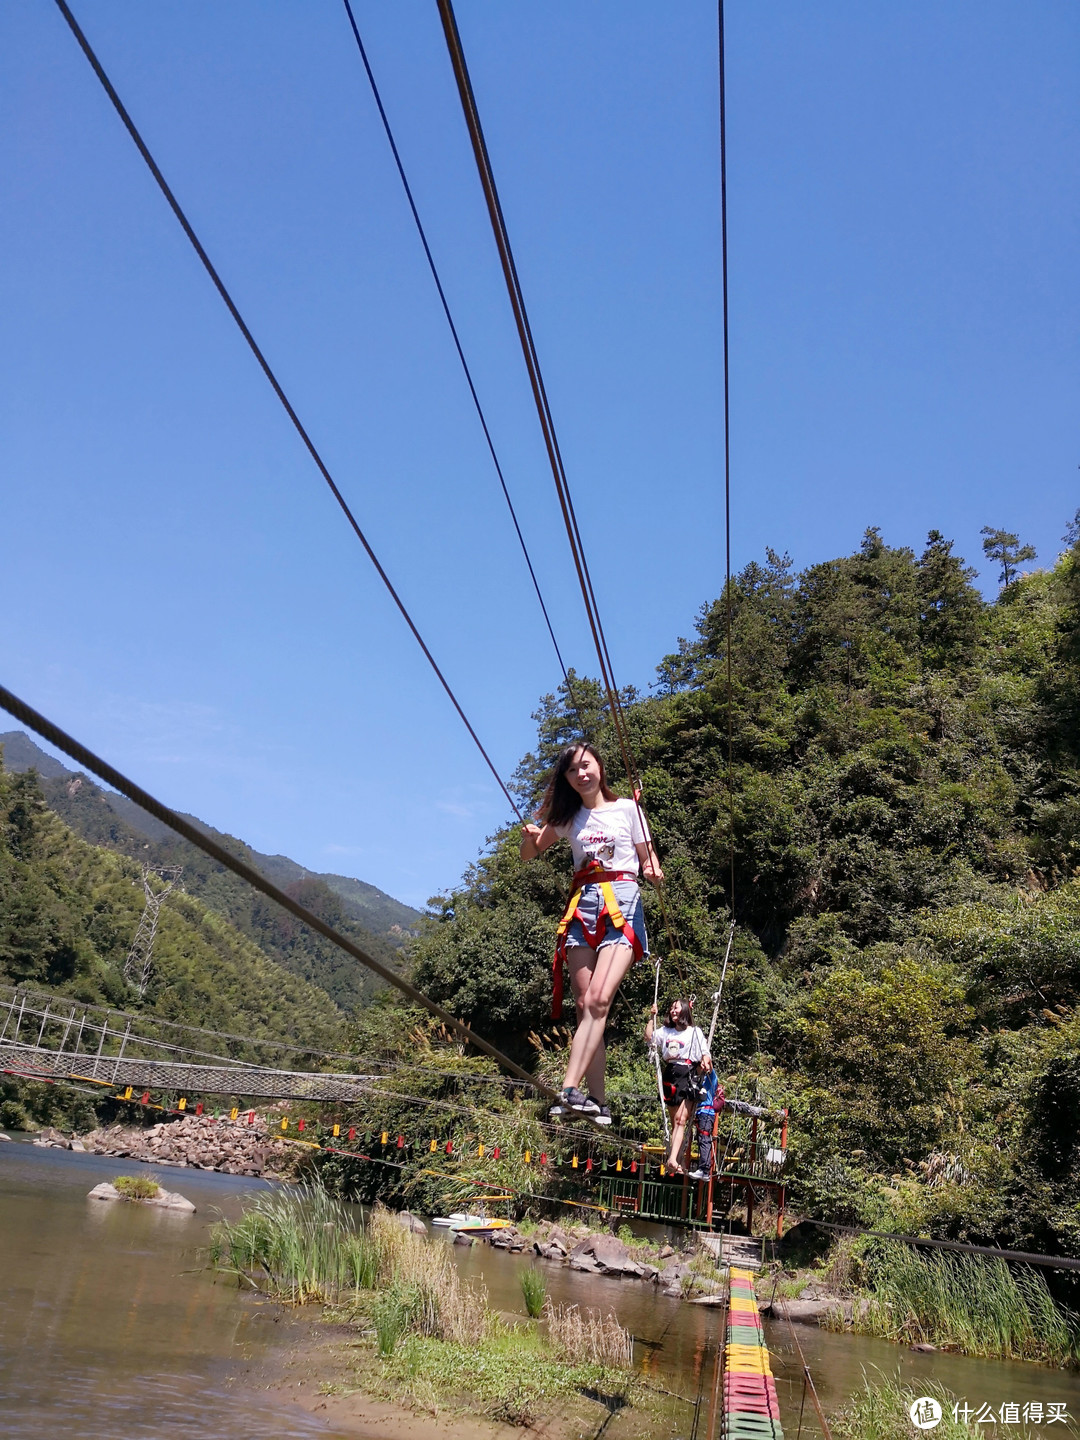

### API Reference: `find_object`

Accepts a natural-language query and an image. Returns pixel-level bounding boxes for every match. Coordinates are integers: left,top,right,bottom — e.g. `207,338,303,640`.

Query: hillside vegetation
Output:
0,738,418,1014
394,522,1080,1257
0,762,344,1130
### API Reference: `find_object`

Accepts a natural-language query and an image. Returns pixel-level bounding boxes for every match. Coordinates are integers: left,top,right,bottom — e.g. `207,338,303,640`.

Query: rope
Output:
434,0,683,980
803,1218,1080,1274
778,1296,835,1440
51,0,522,824
0,683,552,1098
706,920,735,1052
339,0,579,717
650,960,671,1143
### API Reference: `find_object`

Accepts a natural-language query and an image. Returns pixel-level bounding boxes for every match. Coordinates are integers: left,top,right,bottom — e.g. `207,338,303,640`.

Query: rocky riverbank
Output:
476,1218,726,1299
33,1115,298,1177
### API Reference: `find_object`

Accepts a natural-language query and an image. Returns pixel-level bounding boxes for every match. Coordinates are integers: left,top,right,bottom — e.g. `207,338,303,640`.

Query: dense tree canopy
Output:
408,522,1080,1254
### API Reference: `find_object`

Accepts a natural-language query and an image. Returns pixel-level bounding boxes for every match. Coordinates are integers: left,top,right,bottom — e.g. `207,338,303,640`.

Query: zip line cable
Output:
435,0,683,971
51,0,521,824
718,0,736,922
339,0,580,718
0,683,552,1097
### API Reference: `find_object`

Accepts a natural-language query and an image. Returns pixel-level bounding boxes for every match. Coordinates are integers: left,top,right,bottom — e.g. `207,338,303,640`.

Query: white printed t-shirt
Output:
554,798,651,876
652,1023,709,1066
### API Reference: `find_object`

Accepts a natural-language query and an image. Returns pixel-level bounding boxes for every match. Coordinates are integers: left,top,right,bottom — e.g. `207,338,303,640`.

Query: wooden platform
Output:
701,1232,765,1271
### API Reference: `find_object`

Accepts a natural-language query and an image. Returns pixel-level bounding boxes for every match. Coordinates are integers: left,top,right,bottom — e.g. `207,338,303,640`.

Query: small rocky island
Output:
88,1175,195,1212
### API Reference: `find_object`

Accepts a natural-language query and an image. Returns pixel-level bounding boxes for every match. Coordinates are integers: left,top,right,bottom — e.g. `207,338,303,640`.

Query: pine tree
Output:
980,526,1037,587
917,530,981,669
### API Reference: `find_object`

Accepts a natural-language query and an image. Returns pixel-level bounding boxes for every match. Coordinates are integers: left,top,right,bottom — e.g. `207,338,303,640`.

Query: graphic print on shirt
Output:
653,1024,707,1065
578,823,617,868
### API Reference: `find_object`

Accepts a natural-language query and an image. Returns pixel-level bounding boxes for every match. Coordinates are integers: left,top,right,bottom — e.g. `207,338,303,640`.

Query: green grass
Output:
826,1239,1079,1365
212,1190,641,1429
833,1374,982,1438
377,1325,633,1427
209,1184,376,1304
112,1174,160,1200
520,1266,546,1318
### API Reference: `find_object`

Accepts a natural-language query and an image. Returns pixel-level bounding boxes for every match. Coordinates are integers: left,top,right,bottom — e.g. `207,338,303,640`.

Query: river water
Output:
3,1139,1079,1438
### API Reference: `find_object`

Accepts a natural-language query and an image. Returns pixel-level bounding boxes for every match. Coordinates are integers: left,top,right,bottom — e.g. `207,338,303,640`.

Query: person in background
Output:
688,1059,722,1181
645,997,710,1174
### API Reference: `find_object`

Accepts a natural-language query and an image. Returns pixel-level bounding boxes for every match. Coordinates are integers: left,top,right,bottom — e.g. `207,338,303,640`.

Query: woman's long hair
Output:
668,998,693,1027
538,743,616,827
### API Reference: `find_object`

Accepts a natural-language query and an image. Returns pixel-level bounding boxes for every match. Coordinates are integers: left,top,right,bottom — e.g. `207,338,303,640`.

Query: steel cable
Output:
339,0,580,718
51,0,522,822
0,683,550,1095
434,0,683,972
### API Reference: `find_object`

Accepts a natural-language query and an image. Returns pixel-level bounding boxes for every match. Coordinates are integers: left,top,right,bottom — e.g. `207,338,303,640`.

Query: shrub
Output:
520,1266,546,1318
112,1174,160,1200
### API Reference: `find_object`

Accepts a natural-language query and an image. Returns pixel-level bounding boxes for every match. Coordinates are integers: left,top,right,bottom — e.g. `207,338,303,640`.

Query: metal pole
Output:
0,991,17,1043
36,1003,51,1047
705,1108,720,1227
57,1004,78,1053
90,1010,110,1078
72,1009,86,1056
111,1019,132,1083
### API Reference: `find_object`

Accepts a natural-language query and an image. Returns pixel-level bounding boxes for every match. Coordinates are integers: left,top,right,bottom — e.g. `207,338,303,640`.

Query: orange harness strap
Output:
552,864,643,1019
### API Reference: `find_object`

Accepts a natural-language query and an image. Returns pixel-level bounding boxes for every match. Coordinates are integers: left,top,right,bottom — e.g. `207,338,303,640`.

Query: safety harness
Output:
551,859,644,1019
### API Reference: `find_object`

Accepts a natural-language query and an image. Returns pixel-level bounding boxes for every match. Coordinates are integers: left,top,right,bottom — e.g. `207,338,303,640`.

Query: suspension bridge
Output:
0,989,381,1103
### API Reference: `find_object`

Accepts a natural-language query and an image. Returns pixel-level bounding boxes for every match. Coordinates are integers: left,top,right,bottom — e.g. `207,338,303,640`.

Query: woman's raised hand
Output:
522,823,542,841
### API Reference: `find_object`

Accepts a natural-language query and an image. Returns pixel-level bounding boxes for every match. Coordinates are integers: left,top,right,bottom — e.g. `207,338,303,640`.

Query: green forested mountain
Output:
0,735,419,1014
0,762,344,1127
404,523,1080,1256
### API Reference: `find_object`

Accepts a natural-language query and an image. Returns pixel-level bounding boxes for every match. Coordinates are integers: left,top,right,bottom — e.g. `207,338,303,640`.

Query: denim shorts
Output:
565,880,649,957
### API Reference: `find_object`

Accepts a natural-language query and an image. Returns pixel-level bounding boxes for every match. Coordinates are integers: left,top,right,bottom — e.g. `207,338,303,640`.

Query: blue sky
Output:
2,1,1077,908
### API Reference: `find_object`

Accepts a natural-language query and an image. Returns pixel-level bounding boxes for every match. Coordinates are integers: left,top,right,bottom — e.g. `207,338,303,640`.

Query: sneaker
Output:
592,1104,613,1127
548,1089,570,1119
566,1086,600,1116
688,1167,709,1181
550,1086,597,1118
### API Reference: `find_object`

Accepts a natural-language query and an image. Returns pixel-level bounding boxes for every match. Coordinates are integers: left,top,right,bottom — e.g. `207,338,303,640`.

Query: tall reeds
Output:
543,1299,634,1368
833,1374,981,1438
827,1239,1079,1365
520,1266,546,1318
211,1190,487,1347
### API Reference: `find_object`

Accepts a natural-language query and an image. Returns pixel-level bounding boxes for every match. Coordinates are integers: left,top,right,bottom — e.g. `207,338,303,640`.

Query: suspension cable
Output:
339,0,579,716
435,0,682,968
51,0,521,822
719,0,736,919
0,683,553,1096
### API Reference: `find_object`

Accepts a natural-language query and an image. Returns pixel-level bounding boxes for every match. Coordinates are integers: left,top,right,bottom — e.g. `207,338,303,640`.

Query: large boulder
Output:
88,1182,196,1213
395,1211,428,1234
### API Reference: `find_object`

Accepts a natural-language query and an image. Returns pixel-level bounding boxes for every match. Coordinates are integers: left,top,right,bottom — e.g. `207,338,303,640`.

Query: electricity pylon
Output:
123,865,183,998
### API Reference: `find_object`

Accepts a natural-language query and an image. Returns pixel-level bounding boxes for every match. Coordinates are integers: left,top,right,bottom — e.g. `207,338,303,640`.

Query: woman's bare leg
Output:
667,1100,690,1170
562,942,635,1097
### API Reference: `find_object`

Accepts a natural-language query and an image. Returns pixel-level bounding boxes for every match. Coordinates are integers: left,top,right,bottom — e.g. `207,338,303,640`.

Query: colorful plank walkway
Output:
723,1267,784,1438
